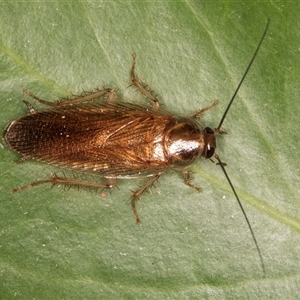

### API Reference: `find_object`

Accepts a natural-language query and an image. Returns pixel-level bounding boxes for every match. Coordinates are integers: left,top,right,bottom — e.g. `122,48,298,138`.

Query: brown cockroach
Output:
3,21,269,276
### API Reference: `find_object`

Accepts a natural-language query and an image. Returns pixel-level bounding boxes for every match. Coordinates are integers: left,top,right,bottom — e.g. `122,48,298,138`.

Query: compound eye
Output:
204,127,214,134
205,143,215,158
203,127,216,158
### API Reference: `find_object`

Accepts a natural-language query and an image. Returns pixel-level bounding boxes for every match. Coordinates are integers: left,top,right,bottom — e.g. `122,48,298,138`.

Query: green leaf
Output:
1,1,300,299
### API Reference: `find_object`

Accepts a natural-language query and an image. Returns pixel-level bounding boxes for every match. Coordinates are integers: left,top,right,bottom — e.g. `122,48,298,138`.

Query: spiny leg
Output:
105,88,118,103
130,53,160,108
131,174,161,224
192,100,219,118
182,170,202,192
23,100,36,114
11,173,116,193
23,88,116,107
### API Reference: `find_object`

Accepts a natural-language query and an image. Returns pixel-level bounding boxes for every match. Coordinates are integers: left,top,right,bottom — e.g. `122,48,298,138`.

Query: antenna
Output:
215,20,270,277
216,19,270,133
216,155,266,277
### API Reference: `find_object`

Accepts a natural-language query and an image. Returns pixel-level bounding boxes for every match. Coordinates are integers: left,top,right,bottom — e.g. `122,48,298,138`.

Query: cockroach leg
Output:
14,156,29,164
182,170,202,192
105,88,118,103
23,100,36,114
23,88,57,107
131,174,161,224
23,88,116,107
11,173,116,193
192,100,219,119
131,198,142,225
12,177,60,193
106,177,117,189
57,88,117,105
130,53,160,108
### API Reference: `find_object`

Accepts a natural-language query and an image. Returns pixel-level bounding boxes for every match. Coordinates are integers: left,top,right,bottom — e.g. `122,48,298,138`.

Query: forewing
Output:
4,101,174,177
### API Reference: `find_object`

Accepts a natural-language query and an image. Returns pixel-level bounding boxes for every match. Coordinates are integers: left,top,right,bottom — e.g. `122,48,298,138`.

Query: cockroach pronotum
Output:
3,21,270,276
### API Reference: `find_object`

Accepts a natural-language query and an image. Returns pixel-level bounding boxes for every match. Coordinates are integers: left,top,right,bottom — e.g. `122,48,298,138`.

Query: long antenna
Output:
214,20,270,277
215,155,266,277
216,19,270,132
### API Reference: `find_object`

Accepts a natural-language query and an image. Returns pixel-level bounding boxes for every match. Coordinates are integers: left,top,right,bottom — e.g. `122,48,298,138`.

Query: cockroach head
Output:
202,127,216,159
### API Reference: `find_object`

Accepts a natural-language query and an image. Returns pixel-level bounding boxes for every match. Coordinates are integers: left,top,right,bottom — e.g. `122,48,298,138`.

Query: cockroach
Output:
3,21,269,276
